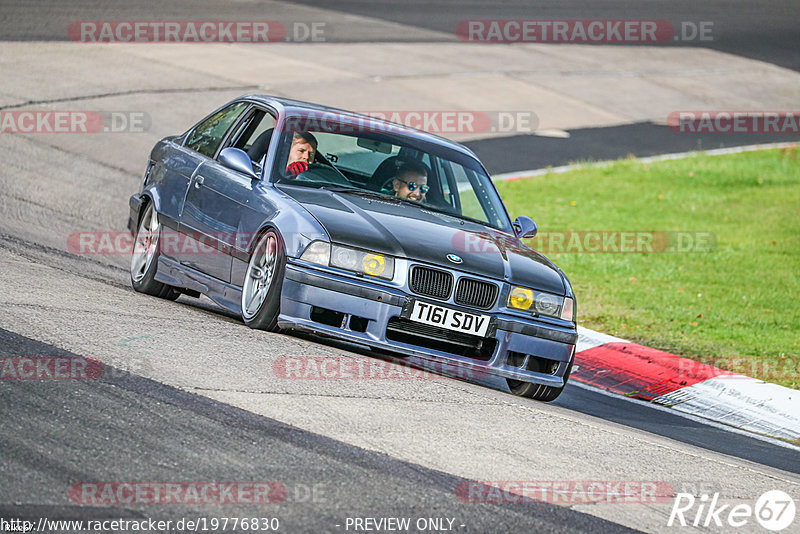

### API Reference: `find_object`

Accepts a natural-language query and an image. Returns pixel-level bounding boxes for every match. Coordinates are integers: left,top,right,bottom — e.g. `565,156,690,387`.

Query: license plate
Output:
408,301,491,337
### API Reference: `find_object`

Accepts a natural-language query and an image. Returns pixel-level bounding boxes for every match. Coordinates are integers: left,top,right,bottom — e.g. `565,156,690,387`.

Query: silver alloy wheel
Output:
242,231,278,320
131,204,159,283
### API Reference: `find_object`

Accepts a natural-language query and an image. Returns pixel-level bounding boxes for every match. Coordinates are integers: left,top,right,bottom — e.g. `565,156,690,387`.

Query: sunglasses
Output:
397,179,429,194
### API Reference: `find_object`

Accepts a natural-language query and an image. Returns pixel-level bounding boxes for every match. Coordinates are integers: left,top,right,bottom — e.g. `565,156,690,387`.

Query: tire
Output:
241,228,285,332
130,202,179,300
508,360,573,402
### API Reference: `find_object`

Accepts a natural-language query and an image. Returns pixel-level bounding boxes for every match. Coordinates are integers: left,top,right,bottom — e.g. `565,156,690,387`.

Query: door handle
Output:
194,175,205,188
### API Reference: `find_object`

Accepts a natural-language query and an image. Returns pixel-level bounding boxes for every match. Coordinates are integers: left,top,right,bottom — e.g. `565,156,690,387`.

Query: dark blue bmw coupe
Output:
128,95,577,401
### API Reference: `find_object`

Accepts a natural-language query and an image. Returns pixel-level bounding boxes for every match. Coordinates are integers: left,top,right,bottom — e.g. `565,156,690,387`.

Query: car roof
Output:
239,94,481,161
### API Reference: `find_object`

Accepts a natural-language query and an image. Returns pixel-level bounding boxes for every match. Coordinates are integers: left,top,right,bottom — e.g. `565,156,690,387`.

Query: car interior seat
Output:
246,128,274,163
367,156,401,191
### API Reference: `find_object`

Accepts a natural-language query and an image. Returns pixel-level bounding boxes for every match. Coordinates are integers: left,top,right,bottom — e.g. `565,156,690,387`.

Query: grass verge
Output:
495,146,800,389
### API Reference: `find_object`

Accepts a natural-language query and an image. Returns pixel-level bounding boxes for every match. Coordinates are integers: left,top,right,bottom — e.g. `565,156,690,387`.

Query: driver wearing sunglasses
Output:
392,160,429,203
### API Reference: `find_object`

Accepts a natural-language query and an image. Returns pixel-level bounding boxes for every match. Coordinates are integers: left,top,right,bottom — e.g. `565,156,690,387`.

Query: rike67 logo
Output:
668,490,796,531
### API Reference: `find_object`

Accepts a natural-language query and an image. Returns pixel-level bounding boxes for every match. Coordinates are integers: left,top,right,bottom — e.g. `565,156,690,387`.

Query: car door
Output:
178,107,277,283
146,141,204,240
153,100,248,265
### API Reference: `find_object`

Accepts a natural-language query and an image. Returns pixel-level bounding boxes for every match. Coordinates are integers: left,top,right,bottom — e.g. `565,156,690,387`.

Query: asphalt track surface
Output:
1,233,798,533
302,336,800,476
2,2,799,533
0,328,636,534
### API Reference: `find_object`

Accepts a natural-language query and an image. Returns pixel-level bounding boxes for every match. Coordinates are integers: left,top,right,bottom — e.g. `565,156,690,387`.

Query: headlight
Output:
331,245,394,280
508,285,573,321
301,241,394,280
331,246,360,271
535,292,561,316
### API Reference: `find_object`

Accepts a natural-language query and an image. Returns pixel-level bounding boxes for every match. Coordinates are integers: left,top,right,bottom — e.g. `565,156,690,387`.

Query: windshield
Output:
270,114,513,232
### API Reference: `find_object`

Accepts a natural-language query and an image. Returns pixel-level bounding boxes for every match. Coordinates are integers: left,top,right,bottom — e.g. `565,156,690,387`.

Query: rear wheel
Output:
241,229,285,331
130,202,179,300
508,360,573,402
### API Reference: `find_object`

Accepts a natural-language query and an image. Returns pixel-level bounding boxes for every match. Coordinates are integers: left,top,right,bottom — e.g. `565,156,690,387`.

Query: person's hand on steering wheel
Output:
286,161,308,177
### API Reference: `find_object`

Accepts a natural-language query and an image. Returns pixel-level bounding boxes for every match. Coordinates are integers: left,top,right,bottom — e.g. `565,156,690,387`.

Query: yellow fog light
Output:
363,254,386,277
508,286,534,311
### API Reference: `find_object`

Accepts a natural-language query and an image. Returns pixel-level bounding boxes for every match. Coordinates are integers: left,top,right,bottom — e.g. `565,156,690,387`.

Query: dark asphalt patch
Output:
465,122,800,175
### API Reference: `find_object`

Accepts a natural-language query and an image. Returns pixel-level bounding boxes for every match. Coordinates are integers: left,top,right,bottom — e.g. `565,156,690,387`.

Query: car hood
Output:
279,186,566,294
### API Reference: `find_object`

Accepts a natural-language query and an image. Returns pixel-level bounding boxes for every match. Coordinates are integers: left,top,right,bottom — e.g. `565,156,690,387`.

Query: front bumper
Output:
279,262,577,388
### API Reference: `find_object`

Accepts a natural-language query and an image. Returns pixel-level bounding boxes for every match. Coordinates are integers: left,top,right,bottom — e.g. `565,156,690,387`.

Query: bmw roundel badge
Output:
446,254,463,264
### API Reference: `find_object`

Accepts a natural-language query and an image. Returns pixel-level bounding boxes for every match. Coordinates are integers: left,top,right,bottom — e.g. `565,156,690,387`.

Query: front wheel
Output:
241,229,285,331
507,360,573,402
130,202,179,300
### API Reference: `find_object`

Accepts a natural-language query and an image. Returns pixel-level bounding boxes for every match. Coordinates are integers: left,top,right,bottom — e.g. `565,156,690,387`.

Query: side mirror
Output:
219,147,258,179
513,216,537,238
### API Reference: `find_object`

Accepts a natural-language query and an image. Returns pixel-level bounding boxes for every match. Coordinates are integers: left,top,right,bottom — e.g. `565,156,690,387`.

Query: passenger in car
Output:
392,160,429,202
286,132,318,177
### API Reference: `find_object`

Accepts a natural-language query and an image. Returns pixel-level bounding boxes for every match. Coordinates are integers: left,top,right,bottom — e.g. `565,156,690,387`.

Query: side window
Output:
229,109,276,164
185,102,248,158
438,160,455,208
452,166,483,220
435,159,482,218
